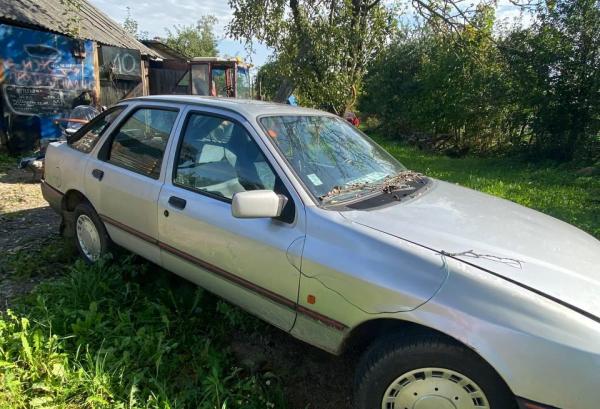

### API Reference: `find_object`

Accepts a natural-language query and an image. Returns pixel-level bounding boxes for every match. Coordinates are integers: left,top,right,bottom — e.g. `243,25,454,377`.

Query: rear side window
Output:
69,106,125,153
105,107,179,179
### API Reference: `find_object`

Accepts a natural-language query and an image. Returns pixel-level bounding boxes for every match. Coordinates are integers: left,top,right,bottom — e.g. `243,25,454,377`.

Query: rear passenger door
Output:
158,108,305,331
85,103,181,264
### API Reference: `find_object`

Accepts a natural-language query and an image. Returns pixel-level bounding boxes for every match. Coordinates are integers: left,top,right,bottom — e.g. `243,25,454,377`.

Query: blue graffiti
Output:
0,24,96,139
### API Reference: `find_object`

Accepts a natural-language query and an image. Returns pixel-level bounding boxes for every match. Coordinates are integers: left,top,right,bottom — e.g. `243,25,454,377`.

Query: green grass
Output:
0,255,284,409
0,151,14,172
374,137,600,239
0,239,77,278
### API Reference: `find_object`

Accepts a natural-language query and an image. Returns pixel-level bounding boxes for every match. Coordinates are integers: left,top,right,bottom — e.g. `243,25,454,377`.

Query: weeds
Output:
0,238,77,278
0,256,285,409
0,152,13,173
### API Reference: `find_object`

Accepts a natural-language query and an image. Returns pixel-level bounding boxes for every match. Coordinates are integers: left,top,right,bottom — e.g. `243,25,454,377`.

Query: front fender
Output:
405,257,600,409
290,209,449,353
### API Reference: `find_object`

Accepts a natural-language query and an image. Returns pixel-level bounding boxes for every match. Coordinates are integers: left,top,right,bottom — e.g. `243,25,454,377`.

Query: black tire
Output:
72,202,111,263
354,332,517,409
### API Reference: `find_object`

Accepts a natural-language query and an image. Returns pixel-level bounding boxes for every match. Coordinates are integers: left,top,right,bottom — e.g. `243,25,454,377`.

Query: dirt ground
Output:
0,161,354,409
231,329,355,409
0,165,61,305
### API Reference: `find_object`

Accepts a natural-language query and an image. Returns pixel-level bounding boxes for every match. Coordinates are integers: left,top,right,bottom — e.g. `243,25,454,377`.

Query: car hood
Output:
341,180,600,318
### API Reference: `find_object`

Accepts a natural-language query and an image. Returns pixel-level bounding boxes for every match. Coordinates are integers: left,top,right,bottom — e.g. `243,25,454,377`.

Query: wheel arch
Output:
60,189,102,237
341,317,518,403
61,189,90,212
342,318,455,354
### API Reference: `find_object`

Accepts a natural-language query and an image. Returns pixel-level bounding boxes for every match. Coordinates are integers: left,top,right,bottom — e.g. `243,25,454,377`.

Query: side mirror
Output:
65,128,79,144
231,190,288,219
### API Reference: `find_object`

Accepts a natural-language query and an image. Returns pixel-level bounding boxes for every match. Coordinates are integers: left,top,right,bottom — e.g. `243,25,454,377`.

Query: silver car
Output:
41,96,600,409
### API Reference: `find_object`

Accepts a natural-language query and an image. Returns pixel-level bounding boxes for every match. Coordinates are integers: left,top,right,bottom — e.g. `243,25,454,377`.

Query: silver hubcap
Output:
76,214,101,261
382,368,490,409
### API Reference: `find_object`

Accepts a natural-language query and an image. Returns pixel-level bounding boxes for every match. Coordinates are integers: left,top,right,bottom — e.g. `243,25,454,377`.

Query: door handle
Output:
91,169,104,181
168,196,186,210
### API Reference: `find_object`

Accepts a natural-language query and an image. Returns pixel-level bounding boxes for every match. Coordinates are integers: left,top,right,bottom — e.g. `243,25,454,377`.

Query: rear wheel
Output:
354,333,516,409
73,202,110,263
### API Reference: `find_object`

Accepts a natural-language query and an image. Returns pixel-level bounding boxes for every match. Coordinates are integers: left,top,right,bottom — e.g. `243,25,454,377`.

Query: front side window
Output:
106,107,178,179
260,115,407,203
69,106,125,153
174,113,276,200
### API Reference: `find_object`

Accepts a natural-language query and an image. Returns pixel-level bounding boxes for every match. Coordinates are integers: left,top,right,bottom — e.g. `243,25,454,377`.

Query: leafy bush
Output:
0,257,285,409
360,0,600,162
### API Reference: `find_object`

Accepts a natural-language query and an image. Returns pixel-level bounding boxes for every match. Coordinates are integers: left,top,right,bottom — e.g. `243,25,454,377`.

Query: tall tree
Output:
228,0,395,113
360,0,600,161
122,7,149,40
165,15,219,59
361,6,510,153
502,0,600,160
122,6,138,36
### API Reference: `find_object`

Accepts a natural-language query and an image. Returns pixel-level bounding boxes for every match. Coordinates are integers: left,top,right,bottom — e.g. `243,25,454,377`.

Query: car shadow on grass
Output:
135,259,357,409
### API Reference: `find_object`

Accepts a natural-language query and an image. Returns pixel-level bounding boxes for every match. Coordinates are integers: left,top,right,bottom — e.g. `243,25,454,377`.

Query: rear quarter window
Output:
69,106,126,153
104,107,179,179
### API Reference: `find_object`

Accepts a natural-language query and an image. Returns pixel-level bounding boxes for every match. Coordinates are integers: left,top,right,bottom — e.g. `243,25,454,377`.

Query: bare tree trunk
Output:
273,78,295,103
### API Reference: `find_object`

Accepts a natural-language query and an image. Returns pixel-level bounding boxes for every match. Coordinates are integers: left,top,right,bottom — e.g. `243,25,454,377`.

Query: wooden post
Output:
141,58,149,96
92,42,101,102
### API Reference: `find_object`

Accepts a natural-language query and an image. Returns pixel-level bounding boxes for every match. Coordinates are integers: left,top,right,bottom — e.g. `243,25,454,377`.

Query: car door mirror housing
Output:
65,127,79,136
231,190,288,219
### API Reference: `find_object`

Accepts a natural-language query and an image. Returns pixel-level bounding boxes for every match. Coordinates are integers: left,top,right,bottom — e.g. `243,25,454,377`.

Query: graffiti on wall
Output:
0,24,96,139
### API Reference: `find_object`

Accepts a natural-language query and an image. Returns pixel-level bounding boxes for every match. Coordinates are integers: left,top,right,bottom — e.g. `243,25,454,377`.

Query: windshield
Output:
259,115,407,203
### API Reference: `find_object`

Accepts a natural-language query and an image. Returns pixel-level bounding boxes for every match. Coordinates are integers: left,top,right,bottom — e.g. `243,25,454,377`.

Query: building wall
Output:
97,44,145,107
0,23,96,150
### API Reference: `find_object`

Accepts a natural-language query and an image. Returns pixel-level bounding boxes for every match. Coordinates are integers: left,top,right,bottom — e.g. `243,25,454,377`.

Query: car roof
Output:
124,95,332,119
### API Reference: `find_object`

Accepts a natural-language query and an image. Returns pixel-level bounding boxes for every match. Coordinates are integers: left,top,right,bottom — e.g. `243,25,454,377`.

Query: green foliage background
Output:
360,0,600,162
243,0,599,162
164,16,219,59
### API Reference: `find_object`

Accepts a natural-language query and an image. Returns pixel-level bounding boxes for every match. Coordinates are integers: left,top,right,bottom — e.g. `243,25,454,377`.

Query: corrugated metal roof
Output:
0,0,160,57
141,40,187,60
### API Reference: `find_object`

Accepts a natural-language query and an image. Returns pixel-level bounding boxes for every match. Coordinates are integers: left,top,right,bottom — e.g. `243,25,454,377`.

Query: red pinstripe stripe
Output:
99,214,348,330
158,241,297,310
100,214,158,245
296,305,348,331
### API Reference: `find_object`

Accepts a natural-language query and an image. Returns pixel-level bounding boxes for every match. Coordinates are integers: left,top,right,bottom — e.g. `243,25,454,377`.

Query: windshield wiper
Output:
376,170,426,193
319,170,426,204
319,182,376,203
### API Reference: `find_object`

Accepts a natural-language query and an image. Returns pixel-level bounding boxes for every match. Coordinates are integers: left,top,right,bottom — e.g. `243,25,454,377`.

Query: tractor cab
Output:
189,57,252,98
148,56,252,99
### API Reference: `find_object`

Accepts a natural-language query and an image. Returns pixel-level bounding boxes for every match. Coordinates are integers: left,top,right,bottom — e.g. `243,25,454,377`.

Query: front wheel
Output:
73,202,110,263
354,333,517,409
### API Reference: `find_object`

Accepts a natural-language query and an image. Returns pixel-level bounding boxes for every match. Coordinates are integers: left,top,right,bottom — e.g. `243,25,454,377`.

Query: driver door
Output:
158,109,305,331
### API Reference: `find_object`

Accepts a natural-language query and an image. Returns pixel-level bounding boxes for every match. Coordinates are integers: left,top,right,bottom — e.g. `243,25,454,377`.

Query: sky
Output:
88,0,272,67
88,0,530,69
